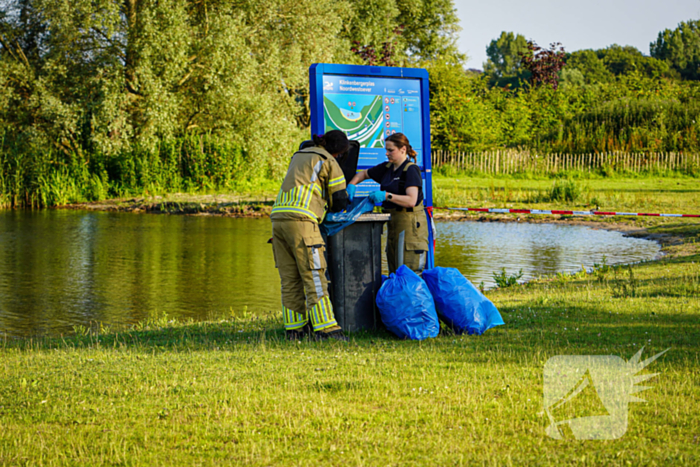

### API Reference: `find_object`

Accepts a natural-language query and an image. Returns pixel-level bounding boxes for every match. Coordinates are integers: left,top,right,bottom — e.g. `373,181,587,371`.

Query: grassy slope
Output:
2,175,699,466
433,174,700,214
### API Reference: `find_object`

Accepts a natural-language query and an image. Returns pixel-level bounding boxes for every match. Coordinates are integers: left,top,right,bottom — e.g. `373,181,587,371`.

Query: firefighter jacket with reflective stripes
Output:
271,146,347,223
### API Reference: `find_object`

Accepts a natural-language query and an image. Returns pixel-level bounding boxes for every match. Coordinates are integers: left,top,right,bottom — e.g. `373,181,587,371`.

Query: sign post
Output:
309,63,435,268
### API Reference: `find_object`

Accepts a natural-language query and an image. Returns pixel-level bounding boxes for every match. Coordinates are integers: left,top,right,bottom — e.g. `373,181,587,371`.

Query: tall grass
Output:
0,133,259,208
432,176,700,215
548,98,700,154
548,179,580,202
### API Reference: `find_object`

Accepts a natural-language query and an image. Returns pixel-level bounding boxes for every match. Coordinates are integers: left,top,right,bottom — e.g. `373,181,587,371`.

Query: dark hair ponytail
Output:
386,132,417,163
312,130,349,156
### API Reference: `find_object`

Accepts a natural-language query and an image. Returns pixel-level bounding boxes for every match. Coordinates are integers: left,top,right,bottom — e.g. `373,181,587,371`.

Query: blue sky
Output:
453,0,700,69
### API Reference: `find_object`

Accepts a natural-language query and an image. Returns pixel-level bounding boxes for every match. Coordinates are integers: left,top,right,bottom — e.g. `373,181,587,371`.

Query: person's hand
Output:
369,191,386,205
347,184,356,202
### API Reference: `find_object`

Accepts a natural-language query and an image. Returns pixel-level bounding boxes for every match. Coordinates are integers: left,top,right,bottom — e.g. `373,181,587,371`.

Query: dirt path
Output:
63,194,275,218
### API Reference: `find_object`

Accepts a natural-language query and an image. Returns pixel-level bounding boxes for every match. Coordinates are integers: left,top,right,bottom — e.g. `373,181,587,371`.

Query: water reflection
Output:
0,211,279,337
0,212,660,337
435,221,660,288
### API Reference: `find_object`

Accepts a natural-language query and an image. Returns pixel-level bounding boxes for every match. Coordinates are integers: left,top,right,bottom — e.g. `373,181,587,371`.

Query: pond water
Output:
0,211,660,337
435,221,660,288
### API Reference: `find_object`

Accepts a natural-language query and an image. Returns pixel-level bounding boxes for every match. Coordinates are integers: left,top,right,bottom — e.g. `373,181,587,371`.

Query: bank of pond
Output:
0,210,660,337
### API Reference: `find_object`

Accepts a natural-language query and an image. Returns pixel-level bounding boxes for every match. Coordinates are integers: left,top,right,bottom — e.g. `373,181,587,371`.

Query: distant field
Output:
65,174,700,221
433,175,700,215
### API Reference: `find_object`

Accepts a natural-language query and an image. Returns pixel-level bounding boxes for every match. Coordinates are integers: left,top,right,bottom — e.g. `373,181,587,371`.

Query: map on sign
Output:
323,94,384,148
321,75,423,161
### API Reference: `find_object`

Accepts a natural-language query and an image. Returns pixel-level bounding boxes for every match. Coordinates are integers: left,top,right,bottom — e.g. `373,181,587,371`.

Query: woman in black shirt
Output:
347,133,429,274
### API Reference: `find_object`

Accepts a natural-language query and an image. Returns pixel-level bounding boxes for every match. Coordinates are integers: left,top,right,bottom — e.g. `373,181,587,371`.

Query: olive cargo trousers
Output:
386,203,430,275
272,220,338,332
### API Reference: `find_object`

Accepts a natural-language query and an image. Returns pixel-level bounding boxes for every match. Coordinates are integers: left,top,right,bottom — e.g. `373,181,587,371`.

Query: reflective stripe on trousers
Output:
282,296,337,332
283,305,307,331
309,296,337,332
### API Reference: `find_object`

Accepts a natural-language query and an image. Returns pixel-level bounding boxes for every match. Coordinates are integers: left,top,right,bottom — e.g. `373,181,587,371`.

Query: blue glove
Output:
346,184,356,202
369,190,386,205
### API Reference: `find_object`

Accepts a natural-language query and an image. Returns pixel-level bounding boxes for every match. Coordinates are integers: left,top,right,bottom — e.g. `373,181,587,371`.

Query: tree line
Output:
1,1,698,207
429,21,700,155
0,0,461,206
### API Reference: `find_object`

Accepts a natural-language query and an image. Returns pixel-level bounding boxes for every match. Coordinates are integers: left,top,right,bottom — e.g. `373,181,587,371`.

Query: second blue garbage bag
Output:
422,267,504,335
376,265,440,340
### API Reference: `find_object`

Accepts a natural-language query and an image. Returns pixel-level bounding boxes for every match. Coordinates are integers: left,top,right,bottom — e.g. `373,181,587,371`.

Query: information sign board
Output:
309,63,434,268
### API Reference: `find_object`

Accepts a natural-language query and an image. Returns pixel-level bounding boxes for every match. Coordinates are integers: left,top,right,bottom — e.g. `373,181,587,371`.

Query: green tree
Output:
651,19,700,80
597,44,669,78
345,0,404,63
0,0,352,174
427,59,535,152
427,60,501,151
347,0,464,65
396,0,463,62
565,50,613,84
559,68,585,89
599,45,643,75
484,31,529,78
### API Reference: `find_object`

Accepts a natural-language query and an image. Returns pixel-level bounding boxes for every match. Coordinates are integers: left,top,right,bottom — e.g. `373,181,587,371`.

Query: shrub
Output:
549,179,580,202
493,268,523,288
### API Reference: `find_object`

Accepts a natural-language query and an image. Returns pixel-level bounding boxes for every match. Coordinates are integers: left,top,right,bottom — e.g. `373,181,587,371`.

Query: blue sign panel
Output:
309,63,434,268
309,64,432,204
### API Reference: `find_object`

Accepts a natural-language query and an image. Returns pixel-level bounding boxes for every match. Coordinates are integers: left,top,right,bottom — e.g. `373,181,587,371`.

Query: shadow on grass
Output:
646,222,700,237
0,317,404,352
496,293,700,354
4,270,698,362
3,293,697,359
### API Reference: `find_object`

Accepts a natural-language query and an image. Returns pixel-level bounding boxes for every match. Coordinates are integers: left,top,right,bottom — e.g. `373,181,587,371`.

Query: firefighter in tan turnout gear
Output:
271,131,350,341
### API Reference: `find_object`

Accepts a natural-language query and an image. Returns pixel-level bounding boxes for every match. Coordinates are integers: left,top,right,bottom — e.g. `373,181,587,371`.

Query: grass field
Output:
72,173,700,221
1,224,699,465
2,174,699,465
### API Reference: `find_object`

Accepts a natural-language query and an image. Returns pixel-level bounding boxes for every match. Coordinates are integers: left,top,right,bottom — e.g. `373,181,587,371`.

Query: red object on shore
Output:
434,207,700,218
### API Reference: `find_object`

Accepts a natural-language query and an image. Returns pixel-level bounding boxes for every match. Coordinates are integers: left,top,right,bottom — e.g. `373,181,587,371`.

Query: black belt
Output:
383,203,423,213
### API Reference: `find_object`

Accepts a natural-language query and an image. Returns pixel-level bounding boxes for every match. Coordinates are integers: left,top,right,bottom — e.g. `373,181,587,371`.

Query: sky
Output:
454,0,700,70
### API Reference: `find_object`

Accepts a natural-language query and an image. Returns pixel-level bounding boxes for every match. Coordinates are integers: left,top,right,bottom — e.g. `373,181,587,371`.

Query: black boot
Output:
286,323,311,341
315,327,349,342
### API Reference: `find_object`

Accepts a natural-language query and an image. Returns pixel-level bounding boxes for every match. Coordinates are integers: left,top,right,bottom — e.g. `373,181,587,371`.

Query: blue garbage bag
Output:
376,265,440,340
422,267,504,335
320,198,375,237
